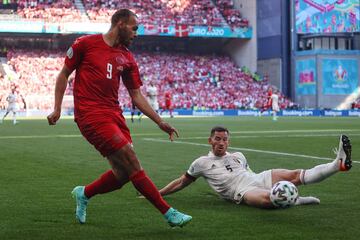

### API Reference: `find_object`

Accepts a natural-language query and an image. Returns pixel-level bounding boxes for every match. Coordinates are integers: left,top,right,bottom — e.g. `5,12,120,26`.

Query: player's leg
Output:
13,111,17,124
272,107,277,121
72,167,129,224
271,169,320,205
169,108,174,118
131,110,135,123
137,111,142,122
2,111,9,121
300,135,351,183
242,189,273,208
272,135,352,186
107,145,192,227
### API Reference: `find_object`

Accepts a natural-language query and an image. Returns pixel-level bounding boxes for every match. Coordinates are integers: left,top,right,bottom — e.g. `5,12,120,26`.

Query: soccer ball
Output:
270,181,299,208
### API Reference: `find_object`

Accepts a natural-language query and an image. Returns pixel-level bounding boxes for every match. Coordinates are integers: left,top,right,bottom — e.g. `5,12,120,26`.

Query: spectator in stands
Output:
5,49,295,111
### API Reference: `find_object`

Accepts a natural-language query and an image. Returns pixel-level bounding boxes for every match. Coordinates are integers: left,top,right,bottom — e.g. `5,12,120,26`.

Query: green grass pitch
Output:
0,116,359,240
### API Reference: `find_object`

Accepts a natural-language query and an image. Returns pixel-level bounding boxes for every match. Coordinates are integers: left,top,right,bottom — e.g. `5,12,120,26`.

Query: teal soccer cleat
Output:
164,208,192,228
71,186,88,224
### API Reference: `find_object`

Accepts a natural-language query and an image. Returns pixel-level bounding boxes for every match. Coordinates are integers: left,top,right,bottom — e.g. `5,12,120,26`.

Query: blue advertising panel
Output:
296,58,317,95
295,0,360,33
322,58,359,94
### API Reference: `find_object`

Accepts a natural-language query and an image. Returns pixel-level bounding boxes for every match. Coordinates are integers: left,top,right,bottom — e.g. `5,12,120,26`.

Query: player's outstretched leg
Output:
295,196,320,205
336,135,352,171
71,186,88,224
300,135,352,185
164,207,192,228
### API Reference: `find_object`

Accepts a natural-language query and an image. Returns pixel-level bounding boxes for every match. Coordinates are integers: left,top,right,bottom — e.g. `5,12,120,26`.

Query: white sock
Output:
295,196,320,205
300,160,339,185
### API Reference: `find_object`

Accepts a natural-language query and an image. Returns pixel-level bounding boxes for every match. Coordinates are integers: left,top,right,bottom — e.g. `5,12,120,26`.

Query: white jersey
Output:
187,151,254,201
6,93,17,104
187,151,273,203
147,86,158,99
6,93,19,112
271,93,279,112
147,86,159,110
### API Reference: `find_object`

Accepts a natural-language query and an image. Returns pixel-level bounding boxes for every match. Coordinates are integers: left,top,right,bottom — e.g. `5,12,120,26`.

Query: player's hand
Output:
158,121,179,141
47,109,61,125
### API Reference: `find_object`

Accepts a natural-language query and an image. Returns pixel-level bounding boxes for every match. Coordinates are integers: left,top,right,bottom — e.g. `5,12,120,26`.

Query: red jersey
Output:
165,92,172,106
65,34,142,119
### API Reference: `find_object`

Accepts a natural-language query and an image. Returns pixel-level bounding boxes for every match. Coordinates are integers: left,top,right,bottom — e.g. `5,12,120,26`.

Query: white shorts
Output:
233,170,272,203
272,104,279,112
149,100,159,111
7,103,19,112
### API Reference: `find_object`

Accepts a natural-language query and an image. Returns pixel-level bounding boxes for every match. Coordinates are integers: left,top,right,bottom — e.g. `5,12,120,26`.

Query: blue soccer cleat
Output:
164,207,192,228
71,186,88,224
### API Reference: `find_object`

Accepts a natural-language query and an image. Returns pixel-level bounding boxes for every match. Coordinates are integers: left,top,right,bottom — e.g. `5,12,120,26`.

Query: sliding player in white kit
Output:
1,89,19,125
147,82,159,112
159,126,352,209
271,91,280,121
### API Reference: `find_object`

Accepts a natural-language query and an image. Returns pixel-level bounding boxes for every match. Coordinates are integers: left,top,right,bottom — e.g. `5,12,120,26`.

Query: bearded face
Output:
117,15,138,47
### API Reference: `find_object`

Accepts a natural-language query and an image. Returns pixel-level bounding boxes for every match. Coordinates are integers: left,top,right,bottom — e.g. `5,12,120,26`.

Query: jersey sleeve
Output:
64,37,86,72
186,158,204,179
121,53,143,90
233,152,252,172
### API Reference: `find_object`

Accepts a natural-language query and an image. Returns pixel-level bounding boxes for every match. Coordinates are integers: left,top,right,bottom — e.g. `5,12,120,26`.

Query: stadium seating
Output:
2,50,293,111
83,0,226,26
16,0,83,22
213,0,249,28
13,0,249,28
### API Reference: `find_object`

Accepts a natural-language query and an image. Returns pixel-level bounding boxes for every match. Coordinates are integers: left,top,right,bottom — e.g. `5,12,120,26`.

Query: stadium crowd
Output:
13,0,249,28
1,49,293,111
17,0,83,23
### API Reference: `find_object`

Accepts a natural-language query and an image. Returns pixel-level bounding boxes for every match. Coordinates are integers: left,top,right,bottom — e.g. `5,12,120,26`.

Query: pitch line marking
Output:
179,133,360,140
0,129,358,140
143,138,360,164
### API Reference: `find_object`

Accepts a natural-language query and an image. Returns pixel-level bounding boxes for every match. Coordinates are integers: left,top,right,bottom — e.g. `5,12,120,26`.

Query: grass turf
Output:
0,116,359,240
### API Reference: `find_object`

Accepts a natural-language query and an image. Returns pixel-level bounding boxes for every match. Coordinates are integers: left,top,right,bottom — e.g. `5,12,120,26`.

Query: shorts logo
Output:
67,47,73,59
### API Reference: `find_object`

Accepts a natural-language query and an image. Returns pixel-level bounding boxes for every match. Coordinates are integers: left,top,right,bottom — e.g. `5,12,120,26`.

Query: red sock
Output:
84,170,125,199
130,170,170,214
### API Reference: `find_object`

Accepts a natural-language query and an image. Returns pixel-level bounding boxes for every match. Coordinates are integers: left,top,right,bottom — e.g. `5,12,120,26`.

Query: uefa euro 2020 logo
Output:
333,65,347,82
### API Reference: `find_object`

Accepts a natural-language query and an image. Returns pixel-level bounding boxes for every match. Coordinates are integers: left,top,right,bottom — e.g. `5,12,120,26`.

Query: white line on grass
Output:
0,134,82,139
231,129,360,134
143,138,360,164
0,129,358,140
179,133,360,140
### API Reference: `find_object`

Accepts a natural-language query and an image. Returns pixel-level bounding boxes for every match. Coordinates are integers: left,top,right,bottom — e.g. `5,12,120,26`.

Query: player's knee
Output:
287,170,302,185
262,194,273,208
122,149,141,173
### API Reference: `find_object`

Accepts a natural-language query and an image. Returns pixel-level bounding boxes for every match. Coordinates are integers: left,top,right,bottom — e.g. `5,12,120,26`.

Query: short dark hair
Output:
111,9,137,26
210,126,229,136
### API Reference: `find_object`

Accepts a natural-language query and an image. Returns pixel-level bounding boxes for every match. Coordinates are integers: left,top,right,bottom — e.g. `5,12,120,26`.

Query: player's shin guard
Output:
130,170,171,214
84,170,125,199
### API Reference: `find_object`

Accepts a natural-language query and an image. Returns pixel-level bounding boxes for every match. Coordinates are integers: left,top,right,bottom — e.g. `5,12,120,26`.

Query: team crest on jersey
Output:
66,47,73,59
117,65,124,72
116,54,127,64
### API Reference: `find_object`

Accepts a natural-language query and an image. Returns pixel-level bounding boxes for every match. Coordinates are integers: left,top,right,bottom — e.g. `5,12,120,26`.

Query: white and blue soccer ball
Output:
270,181,299,208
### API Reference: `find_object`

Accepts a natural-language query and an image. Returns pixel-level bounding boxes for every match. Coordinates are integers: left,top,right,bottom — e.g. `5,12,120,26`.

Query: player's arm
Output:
128,88,179,140
159,174,195,196
47,65,72,125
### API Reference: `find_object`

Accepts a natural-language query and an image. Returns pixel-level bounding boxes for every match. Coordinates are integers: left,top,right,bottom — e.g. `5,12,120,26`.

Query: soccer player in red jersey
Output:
47,9,191,227
260,87,273,114
161,91,173,118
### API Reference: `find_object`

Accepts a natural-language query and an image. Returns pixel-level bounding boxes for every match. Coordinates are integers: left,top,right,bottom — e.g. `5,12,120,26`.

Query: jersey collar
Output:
208,151,230,158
